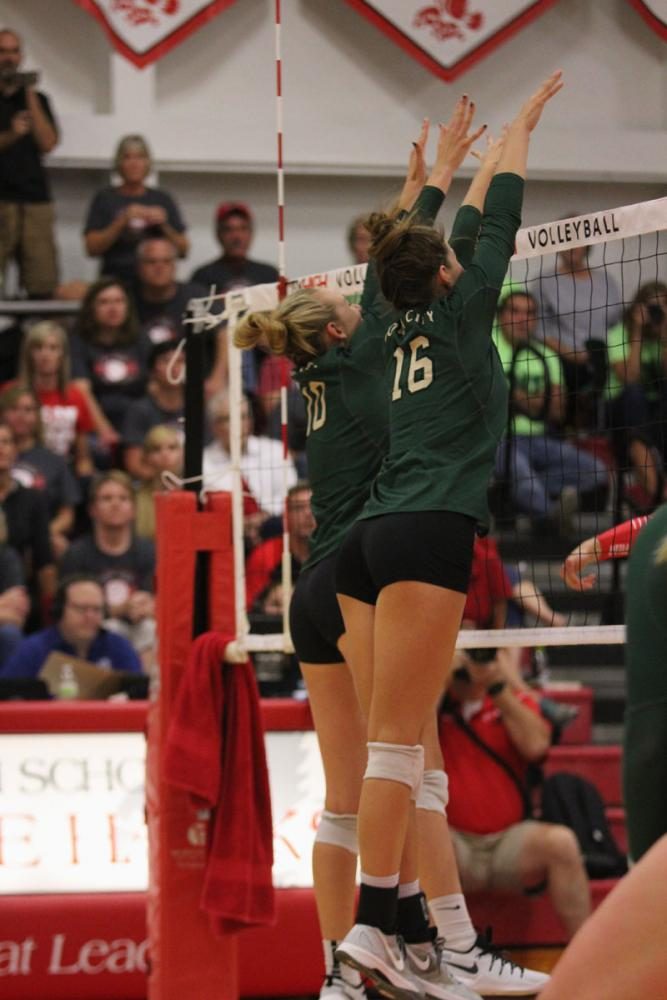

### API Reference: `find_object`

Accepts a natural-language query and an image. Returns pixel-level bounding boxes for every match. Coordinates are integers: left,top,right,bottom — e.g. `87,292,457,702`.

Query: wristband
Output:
596,515,649,561
487,680,506,698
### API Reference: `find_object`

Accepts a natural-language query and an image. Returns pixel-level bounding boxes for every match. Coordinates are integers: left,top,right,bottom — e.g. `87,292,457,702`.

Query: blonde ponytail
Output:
234,288,337,368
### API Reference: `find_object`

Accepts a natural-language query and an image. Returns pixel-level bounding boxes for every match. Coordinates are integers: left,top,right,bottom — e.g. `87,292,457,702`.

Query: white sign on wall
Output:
0,730,325,895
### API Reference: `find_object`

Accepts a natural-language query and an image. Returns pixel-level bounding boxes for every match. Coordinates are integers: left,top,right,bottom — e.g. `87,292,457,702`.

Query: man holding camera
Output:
440,649,591,940
0,28,59,298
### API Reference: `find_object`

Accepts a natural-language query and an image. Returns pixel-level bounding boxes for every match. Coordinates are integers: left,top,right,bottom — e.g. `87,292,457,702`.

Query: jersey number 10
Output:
392,335,433,401
302,380,326,435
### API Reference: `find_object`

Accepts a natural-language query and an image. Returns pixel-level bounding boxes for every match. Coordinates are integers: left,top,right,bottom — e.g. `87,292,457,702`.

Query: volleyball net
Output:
185,195,667,660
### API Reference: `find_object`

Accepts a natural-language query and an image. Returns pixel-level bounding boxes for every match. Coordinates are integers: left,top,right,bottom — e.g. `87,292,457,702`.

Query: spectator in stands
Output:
604,281,667,511
83,134,188,286
347,214,372,265
135,425,183,540
122,340,184,481
0,573,142,679
192,201,278,293
440,652,591,939
131,236,204,347
59,471,155,668
536,240,622,425
0,28,59,298
16,320,97,478
71,278,150,436
0,511,29,666
493,289,608,535
0,385,80,558
203,389,297,544
0,420,55,621
246,481,314,610
191,202,279,396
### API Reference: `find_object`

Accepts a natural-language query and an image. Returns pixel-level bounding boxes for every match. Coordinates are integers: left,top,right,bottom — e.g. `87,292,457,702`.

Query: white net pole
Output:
226,301,251,649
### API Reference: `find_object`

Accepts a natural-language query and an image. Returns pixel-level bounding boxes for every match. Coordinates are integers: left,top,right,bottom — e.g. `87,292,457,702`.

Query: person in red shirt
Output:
246,481,315,611
16,320,96,477
440,654,590,940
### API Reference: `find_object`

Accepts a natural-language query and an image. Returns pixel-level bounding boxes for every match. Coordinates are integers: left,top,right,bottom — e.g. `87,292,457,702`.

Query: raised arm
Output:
495,71,563,179
449,132,507,268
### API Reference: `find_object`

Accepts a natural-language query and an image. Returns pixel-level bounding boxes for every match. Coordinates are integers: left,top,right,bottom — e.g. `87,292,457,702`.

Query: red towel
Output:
164,631,275,935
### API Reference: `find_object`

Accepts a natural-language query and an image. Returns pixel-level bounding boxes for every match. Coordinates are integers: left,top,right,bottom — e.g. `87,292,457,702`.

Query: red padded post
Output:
146,491,239,1000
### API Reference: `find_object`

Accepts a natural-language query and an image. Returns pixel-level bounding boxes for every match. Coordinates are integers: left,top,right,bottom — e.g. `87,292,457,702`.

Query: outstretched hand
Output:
470,126,508,169
560,537,600,591
515,70,563,133
397,117,430,211
433,94,487,176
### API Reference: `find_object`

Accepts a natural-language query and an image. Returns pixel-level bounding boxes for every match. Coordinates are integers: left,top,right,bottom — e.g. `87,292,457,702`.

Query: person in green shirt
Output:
605,280,667,511
333,72,563,994
236,105,526,1000
493,289,608,533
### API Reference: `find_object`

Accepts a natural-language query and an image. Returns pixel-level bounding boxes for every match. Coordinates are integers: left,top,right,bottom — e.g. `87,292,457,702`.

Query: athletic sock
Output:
322,940,362,987
428,892,476,951
397,884,433,944
357,871,399,935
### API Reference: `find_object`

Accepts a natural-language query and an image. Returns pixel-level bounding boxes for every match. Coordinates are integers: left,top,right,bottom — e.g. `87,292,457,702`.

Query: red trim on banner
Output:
343,0,561,82
626,0,667,39
74,0,238,69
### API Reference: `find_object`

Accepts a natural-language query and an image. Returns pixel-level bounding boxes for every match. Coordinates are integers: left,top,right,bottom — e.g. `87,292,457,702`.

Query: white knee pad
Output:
365,742,424,799
416,768,449,815
315,811,358,856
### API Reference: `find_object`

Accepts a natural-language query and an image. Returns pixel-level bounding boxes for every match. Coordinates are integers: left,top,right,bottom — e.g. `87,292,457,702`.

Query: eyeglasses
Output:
66,601,104,615
142,257,176,265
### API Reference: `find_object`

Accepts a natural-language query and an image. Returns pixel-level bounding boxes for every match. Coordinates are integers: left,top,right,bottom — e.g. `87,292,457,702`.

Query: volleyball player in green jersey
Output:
235,105,511,1000
236,109,550,998
333,72,563,995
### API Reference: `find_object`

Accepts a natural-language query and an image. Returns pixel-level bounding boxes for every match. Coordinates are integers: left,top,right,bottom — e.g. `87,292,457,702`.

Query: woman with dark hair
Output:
83,134,188,284
330,73,562,992
71,277,151,433
235,103,551,999
604,280,667,511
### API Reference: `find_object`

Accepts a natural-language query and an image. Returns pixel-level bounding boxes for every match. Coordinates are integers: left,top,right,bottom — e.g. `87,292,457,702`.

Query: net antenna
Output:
194,195,667,653
274,0,294,654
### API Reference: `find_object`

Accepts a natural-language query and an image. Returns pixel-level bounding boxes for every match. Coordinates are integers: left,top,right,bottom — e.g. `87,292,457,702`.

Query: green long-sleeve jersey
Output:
293,187,481,568
361,172,523,529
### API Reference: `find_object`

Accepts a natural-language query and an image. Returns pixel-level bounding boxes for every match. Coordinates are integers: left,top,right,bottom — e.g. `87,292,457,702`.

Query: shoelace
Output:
476,928,525,978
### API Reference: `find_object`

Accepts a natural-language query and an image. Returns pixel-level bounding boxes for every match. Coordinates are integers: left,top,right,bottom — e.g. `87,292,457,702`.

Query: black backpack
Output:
540,772,628,879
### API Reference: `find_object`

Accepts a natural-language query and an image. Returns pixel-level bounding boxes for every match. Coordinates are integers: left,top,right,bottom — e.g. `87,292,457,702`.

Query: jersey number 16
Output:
392,335,433,401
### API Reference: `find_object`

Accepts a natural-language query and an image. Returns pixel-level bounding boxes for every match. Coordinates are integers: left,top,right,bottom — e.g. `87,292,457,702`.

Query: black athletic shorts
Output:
289,554,345,664
336,510,476,606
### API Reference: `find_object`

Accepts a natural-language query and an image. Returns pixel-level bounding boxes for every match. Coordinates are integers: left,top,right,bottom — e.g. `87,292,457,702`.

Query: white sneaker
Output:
404,940,482,1000
439,932,550,997
335,924,425,1000
320,971,367,1000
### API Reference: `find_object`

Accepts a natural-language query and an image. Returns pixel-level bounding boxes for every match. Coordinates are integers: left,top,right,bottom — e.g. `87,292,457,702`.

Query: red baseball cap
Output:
216,201,253,225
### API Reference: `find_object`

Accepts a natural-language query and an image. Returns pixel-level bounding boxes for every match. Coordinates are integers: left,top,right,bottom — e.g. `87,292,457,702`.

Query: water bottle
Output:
57,662,80,700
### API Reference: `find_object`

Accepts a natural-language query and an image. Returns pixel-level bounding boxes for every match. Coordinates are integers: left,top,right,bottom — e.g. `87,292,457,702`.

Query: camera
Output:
647,303,664,326
0,68,39,88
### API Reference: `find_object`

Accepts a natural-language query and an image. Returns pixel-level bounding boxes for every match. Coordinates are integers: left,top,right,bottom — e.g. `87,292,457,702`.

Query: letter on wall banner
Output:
343,0,562,81
626,0,667,40
73,0,238,69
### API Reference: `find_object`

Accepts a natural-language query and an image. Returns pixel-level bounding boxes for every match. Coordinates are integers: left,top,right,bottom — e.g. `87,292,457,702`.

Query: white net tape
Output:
185,197,667,657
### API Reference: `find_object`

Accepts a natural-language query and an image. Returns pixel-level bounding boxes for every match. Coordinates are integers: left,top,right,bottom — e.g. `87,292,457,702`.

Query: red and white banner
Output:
74,0,238,68
626,0,667,39
344,0,561,81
